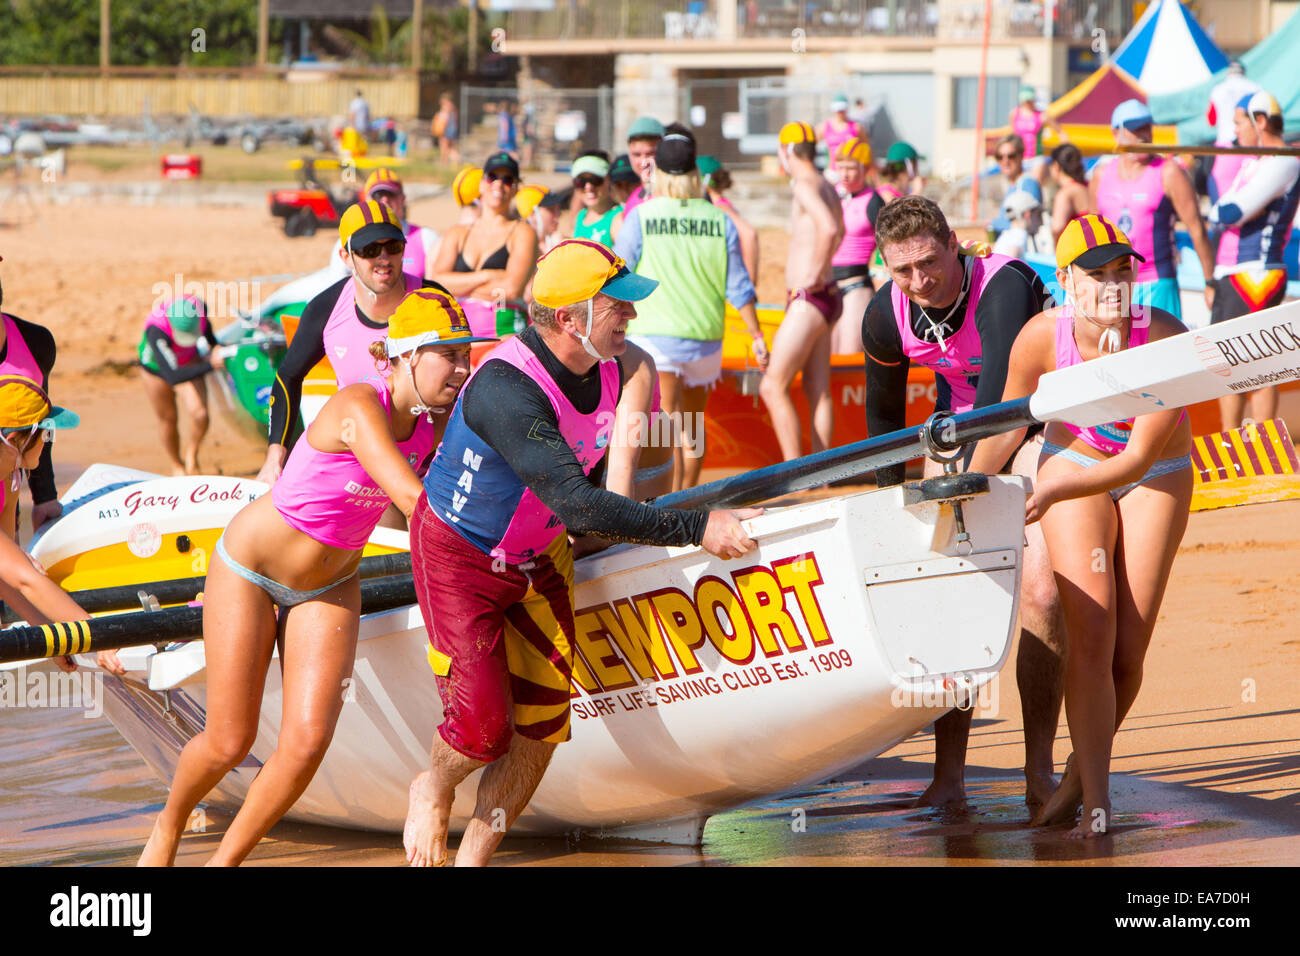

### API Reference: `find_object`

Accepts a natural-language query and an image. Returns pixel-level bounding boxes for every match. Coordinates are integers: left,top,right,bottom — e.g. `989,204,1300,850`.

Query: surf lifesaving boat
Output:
28,463,1024,843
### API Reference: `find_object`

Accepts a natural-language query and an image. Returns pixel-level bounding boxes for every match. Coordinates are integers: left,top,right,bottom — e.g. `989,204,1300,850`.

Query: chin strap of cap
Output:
573,299,607,362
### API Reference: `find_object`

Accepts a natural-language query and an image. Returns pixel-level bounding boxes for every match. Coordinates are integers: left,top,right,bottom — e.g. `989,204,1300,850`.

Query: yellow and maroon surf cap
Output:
385,288,496,357
0,376,78,431
836,137,872,165
339,200,405,251
514,184,549,219
451,166,484,207
778,121,817,146
533,239,659,308
363,167,404,198
1056,214,1146,270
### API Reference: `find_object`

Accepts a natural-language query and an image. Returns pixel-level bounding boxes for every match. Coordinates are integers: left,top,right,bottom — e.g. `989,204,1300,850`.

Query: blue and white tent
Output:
1112,0,1229,96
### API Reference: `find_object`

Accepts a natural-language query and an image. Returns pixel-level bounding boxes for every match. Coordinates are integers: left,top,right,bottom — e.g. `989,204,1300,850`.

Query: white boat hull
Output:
40,471,1027,842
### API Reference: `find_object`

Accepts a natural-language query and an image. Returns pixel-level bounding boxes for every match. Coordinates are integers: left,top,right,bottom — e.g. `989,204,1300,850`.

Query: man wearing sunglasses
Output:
258,201,455,486
1091,99,1215,321
404,239,761,867
0,270,61,534
560,152,624,248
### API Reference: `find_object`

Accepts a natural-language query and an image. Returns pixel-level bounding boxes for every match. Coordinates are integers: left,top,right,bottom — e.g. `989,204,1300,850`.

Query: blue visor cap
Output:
601,266,660,302
1111,98,1153,131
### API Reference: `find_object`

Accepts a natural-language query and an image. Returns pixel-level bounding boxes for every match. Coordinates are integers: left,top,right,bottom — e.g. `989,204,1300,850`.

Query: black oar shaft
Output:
655,398,1035,511
0,574,418,665
2,551,413,624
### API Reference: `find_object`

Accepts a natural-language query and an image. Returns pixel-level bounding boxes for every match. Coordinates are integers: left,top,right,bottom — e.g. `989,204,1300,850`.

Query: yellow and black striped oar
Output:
0,574,417,666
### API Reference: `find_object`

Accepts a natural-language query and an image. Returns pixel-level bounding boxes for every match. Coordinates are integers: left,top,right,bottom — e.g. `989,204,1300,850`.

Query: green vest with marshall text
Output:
630,196,729,341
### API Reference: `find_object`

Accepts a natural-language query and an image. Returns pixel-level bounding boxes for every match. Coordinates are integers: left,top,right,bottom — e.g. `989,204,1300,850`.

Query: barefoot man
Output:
404,239,761,866
759,122,845,460
861,196,1062,811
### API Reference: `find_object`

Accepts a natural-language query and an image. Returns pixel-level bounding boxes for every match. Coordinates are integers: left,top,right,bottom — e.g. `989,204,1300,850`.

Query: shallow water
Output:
2,701,1292,867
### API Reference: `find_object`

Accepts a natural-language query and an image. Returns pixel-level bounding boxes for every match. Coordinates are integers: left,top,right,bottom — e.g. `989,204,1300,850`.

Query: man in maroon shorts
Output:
404,239,762,866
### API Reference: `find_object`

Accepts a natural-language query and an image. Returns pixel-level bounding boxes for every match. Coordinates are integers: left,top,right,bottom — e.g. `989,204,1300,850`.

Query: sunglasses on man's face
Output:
575,175,605,189
997,151,1020,161
354,239,406,259
486,171,517,186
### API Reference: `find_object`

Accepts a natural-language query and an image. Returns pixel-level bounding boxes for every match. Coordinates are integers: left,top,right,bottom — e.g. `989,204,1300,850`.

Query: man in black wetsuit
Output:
402,239,761,867
257,200,455,484
860,196,1064,814
0,276,62,534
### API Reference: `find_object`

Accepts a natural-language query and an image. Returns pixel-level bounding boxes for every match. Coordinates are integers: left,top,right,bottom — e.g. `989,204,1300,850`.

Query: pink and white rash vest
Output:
402,222,436,280
323,273,422,387
833,188,877,267
0,313,42,382
1012,108,1044,159
272,379,434,550
141,296,212,367
422,335,618,564
1094,157,1177,282
1055,305,1151,455
891,253,1013,414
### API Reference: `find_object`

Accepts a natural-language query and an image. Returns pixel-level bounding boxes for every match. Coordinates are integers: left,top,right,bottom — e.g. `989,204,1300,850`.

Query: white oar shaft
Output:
1030,299,1300,429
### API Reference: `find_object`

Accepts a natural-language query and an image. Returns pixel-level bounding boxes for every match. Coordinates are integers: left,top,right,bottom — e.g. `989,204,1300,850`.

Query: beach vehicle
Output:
11,299,1298,843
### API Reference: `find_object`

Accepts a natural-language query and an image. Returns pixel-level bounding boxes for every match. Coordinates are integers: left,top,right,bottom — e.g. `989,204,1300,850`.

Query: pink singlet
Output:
323,274,422,387
890,254,1013,413
1094,157,1177,282
0,313,42,382
821,119,862,163
402,222,431,280
142,296,212,367
1055,305,1155,455
1012,107,1045,160
272,379,435,550
832,188,877,266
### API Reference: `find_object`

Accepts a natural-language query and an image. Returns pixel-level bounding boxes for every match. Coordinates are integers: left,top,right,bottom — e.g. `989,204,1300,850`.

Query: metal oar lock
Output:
906,411,990,556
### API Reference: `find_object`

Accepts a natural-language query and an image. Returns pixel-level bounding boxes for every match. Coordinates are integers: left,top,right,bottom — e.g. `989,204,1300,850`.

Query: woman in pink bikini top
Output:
138,290,496,868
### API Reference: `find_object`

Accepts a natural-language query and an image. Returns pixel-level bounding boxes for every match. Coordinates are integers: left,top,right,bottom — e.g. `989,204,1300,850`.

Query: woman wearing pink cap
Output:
138,290,493,867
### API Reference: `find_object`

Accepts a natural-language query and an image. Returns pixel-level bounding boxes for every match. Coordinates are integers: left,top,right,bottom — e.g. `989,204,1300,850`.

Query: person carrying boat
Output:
614,126,765,490
139,295,222,477
862,195,1063,812
1207,90,1300,431
0,272,62,534
257,200,451,486
829,137,877,355
759,121,845,463
967,215,1193,838
402,239,762,867
429,151,537,341
1091,99,1216,321
0,376,111,675
139,290,488,867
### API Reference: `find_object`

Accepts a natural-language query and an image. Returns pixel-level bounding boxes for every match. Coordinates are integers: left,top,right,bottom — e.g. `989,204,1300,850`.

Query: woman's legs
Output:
138,553,278,865
174,378,210,475
140,369,185,476
680,383,710,488
759,300,826,461
831,285,871,355
207,576,361,866
1036,458,1119,838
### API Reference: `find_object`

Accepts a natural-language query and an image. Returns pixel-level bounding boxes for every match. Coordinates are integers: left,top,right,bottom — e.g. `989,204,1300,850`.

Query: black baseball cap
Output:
483,151,520,179
609,154,639,184
539,185,573,209
656,133,697,175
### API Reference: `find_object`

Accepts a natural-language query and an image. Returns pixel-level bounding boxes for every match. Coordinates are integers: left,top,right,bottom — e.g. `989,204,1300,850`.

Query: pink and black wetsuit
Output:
0,312,58,510
138,296,218,386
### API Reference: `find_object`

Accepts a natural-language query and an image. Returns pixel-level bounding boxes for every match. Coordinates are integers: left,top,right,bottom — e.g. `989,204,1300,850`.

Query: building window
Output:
951,76,1019,129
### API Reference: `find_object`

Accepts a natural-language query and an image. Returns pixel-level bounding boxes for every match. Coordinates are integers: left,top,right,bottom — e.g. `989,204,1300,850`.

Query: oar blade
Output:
1030,299,1300,428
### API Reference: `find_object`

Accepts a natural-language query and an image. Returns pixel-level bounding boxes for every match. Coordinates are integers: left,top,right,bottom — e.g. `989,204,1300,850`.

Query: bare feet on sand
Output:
1024,768,1058,817
1032,753,1082,827
137,819,180,867
913,778,967,809
403,772,449,867
1066,804,1111,840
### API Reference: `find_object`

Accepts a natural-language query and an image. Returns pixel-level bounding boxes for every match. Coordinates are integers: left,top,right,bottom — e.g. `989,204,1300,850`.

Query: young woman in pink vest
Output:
259,201,454,486
969,215,1192,838
830,137,878,355
0,276,62,533
138,289,490,867
138,295,221,476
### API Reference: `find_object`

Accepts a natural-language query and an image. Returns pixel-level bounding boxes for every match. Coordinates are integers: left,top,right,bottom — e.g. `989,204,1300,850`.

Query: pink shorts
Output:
410,492,576,762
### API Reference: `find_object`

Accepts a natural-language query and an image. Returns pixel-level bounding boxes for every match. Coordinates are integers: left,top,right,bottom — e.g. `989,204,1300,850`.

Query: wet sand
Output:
0,196,1296,865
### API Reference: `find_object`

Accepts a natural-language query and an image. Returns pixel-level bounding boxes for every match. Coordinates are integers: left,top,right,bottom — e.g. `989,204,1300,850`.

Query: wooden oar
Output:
0,574,417,666
1,551,412,624
1118,143,1300,157
660,298,1300,510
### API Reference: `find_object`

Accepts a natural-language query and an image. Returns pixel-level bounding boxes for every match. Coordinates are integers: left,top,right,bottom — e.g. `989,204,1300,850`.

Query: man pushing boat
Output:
861,196,1061,811
404,239,762,866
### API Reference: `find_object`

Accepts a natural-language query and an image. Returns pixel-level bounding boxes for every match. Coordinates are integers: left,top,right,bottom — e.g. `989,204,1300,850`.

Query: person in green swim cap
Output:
139,294,222,475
